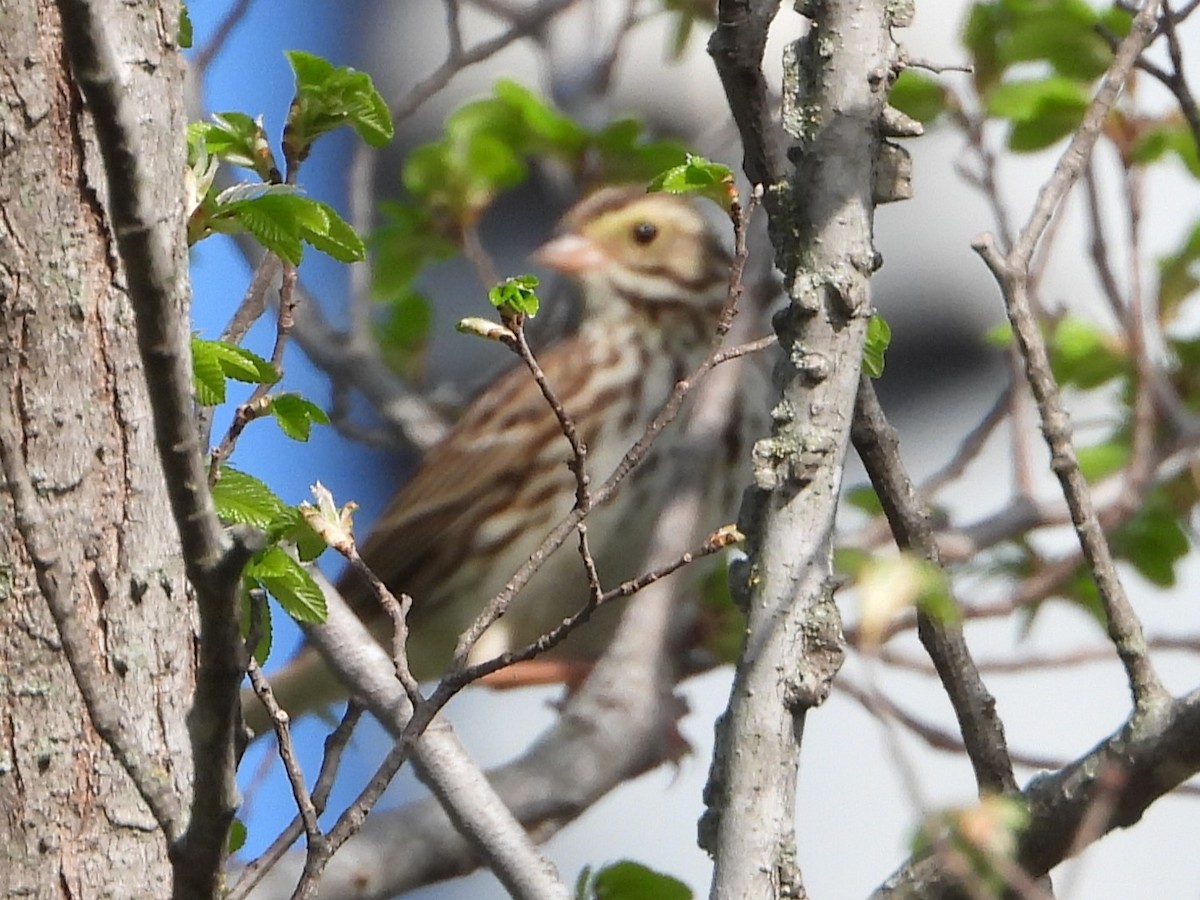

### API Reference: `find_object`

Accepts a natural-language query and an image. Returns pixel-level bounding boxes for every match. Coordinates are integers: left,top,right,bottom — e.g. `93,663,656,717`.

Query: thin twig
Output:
220,253,282,346
880,635,1200,677
838,679,1067,772
501,314,604,600
972,0,1168,710
192,0,258,74
919,384,1012,496
1118,164,1158,512
394,0,574,126
446,526,739,688
283,580,570,900
245,661,322,844
343,549,424,706
950,103,1016,252
209,264,299,482
1101,1,1200,156
227,704,365,900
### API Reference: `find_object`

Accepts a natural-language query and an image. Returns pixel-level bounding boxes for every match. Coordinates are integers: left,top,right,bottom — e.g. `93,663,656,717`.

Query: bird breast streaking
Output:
244,186,760,737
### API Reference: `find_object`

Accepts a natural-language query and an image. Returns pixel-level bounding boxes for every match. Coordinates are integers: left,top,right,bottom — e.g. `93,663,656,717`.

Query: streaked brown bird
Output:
244,186,756,736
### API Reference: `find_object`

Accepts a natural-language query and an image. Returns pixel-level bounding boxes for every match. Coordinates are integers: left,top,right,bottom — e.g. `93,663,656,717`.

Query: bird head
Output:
533,186,731,318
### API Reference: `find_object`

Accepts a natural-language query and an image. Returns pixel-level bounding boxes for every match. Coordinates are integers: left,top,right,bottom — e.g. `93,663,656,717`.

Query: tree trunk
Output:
0,0,192,895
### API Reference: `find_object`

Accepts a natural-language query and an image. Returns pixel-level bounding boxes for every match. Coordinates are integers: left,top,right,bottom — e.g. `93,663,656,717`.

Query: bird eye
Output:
632,221,658,245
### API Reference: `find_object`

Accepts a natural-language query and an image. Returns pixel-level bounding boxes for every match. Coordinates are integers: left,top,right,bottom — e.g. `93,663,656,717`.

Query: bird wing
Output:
337,336,592,622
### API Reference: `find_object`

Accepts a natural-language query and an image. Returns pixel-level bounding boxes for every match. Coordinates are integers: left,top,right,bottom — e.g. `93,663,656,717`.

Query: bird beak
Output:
531,233,609,275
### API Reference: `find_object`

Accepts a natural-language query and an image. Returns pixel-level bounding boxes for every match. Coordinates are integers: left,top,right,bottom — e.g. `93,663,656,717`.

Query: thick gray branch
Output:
701,2,896,897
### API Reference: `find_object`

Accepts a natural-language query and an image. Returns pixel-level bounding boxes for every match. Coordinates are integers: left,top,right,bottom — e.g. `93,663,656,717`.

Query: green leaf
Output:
191,338,229,405
986,77,1089,151
890,71,949,124
178,5,193,48
464,133,527,190
489,274,541,318
249,546,327,624
1077,439,1129,483
983,321,1013,348
1111,489,1191,587
1001,0,1111,80
494,79,589,156
371,202,457,297
375,288,434,381
270,393,330,442
197,112,259,168
579,861,691,900
1100,4,1134,38
833,546,872,580
196,112,277,181
286,49,335,90
284,50,394,163
962,0,1116,95
398,82,692,229
576,866,594,900
592,121,689,183
226,192,306,263
227,819,247,854
863,313,891,378
1132,121,1200,179
194,337,277,384
1048,315,1127,389
694,559,745,665
846,484,883,515
662,0,716,59
267,506,330,563
962,1,1004,96
191,336,277,405
1167,334,1200,411
212,466,286,529
211,190,365,265
915,566,960,628
1152,220,1200,326
295,199,366,263
1051,564,1105,628
647,154,735,211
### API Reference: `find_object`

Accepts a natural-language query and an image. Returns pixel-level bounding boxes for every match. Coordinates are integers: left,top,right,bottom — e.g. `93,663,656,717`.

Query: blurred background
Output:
187,2,1200,897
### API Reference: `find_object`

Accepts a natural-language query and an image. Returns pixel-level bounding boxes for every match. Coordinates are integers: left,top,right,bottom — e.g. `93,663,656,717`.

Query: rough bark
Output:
0,0,192,896
701,1,898,897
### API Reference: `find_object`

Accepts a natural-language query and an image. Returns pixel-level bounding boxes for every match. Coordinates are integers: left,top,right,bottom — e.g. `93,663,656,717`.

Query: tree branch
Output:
266,576,568,900
873,689,1200,898
55,2,251,893
972,0,1168,711
241,564,688,899
701,1,900,896
852,378,1018,796
708,0,786,188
